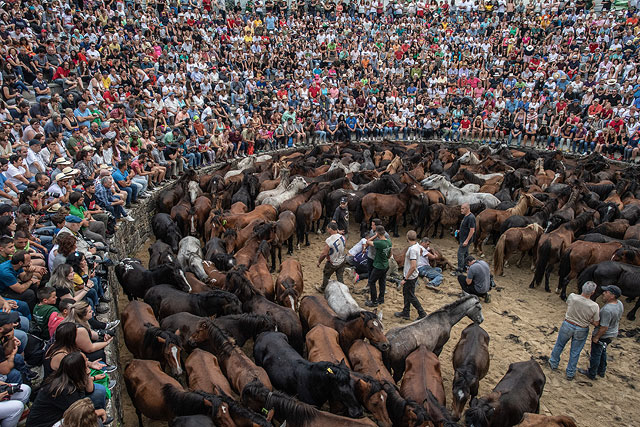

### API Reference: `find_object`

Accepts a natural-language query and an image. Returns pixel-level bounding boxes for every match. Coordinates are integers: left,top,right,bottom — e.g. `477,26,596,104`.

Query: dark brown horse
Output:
272,210,297,270
235,223,277,267
492,224,544,276
426,203,463,238
451,324,490,420
296,189,324,247
207,205,277,239
193,195,213,237
171,195,195,237
299,295,389,353
275,258,304,311
186,349,234,397
121,301,184,376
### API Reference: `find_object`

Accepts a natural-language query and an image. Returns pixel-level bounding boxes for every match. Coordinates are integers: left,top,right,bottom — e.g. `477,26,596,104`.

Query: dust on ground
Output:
119,222,640,427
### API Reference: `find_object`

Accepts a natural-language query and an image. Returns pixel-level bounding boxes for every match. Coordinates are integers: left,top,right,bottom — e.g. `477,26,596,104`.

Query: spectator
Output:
0,251,38,311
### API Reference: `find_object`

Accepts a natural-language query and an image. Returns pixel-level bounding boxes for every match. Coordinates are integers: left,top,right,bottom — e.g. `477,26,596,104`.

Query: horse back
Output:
306,325,350,368
121,301,158,356
402,346,445,406
124,359,182,421
348,340,394,384
299,295,340,332
185,349,234,397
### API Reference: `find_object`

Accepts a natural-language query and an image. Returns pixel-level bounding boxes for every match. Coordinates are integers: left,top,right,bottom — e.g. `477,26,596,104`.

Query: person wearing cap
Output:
578,285,624,381
458,255,491,303
315,222,347,293
50,158,71,181
549,281,600,380
332,197,349,236
58,216,98,259
0,251,38,311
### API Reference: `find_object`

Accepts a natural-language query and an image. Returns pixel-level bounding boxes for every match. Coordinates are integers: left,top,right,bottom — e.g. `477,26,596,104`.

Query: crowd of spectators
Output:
0,0,636,424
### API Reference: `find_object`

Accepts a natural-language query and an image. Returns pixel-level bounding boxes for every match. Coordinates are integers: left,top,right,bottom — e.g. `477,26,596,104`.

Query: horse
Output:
474,194,545,256
144,285,242,320
148,240,175,269
204,238,237,272
152,213,183,253
171,195,196,238
248,242,276,301
255,169,291,204
296,192,324,247
385,295,484,381
299,295,389,353
611,246,640,265
121,301,183,376
232,219,266,251
587,218,630,239
275,258,304,311
124,359,234,427
421,175,500,208
451,324,490,420
272,210,297,270
207,205,277,239
261,177,309,209
193,195,213,237
187,319,273,394
162,385,237,427
213,313,276,346
253,331,363,419
232,173,260,211
348,339,395,384
492,224,544,276
529,212,595,293
425,203,464,238
177,236,209,283
115,258,191,301
556,241,625,300
399,346,457,427
577,261,640,320
325,279,362,320
186,349,234,397
170,415,215,427
464,360,545,427
241,380,378,427
226,267,304,353
234,223,277,267
204,229,237,259
516,413,578,427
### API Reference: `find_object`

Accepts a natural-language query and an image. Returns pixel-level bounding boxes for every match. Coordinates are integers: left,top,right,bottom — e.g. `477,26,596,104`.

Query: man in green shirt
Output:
364,225,392,307
32,287,59,339
68,192,107,244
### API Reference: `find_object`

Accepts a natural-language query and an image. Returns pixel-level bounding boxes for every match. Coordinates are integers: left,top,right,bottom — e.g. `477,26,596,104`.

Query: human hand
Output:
92,373,106,381
0,391,9,401
592,337,599,344
1,301,11,313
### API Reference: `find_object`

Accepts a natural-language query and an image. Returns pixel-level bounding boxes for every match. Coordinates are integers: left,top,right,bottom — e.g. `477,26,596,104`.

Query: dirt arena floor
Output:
120,221,640,427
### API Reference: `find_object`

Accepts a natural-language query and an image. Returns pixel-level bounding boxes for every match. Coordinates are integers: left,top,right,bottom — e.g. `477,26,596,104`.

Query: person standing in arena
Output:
315,222,346,293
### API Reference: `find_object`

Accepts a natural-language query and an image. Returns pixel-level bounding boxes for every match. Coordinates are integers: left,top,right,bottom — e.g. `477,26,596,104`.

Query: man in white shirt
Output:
26,140,46,174
394,230,427,321
5,155,31,192
315,222,346,293
417,238,443,289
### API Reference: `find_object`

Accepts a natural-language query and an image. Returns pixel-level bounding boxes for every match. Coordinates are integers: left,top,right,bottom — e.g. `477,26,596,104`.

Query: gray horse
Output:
177,236,209,283
385,295,484,381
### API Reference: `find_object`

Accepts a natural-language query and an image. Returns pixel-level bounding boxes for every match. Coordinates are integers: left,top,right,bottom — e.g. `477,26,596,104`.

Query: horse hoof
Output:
529,284,535,289
555,288,560,294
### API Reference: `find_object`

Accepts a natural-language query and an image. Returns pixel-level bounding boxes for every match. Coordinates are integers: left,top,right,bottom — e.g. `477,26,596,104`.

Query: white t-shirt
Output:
417,246,431,268
403,243,421,280
5,164,25,187
26,149,45,174
348,238,367,257
326,233,346,266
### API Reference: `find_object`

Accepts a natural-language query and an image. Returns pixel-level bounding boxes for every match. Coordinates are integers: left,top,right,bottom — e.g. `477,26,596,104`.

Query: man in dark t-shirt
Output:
458,256,491,301
454,203,476,274
332,197,349,235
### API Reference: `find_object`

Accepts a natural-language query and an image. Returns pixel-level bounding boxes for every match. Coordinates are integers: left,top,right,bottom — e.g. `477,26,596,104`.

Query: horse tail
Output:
557,248,572,291
295,206,306,245
493,233,507,276
532,239,552,286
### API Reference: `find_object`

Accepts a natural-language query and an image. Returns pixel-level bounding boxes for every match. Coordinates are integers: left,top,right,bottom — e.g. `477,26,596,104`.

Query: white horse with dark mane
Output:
256,169,290,204
177,236,209,283
421,175,500,208
324,280,361,319
224,156,257,181
261,176,308,209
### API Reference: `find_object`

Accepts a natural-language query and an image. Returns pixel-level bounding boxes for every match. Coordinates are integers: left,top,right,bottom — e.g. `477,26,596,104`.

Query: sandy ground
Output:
119,221,640,427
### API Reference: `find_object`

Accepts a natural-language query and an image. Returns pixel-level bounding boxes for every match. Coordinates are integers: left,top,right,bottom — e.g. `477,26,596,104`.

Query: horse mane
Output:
452,366,475,392
162,384,210,417
225,267,260,301
526,223,544,234
345,310,381,328
316,361,352,384
216,313,276,337
351,371,383,398
382,381,429,425
200,319,236,359
464,401,491,427
216,393,271,427
564,211,593,232
241,380,317,424
253,222,275,241
142,325,182,353
223,228,237,240
430,295,478,316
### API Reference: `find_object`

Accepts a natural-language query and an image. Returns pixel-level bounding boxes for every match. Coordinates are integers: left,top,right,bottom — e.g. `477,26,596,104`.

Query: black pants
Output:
321,261,345,290
401,277,426,316
2,285,37,312
457,275,487,297
368,267,387,302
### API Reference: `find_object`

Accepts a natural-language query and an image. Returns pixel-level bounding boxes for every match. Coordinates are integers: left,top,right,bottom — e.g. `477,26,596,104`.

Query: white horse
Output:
474,172,504,180
177,236,209,283
325,280,361,320
254,154,272,164
328,159,351,175
187,180,201,203
459,151,481,165
461,183,481,192
256,169,291,204
261,176,308,209
224,156,256,181
348,162,361,173
421,174,500,208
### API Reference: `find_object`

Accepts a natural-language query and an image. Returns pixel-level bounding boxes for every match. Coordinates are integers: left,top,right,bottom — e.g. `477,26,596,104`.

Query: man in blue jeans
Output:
549,281,599,380
112,161,138,208
417,238,443,289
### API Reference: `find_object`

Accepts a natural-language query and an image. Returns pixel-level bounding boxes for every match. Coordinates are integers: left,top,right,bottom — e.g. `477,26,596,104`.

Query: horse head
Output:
451,367,476,420
163,263,192,293
465,393,500,427
319,360,363,419
289,176,308,192
145,326,183,376
211,253,237,271
208,291,242,315
359,311,389,352
278,278,300,311
353,375,391,427
464,296,484,324
188,180,202,203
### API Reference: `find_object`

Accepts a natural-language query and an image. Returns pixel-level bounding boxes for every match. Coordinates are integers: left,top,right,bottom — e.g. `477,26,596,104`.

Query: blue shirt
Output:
0,260,20,291
111,169,128,185
265,16,276,30
73,107,92,128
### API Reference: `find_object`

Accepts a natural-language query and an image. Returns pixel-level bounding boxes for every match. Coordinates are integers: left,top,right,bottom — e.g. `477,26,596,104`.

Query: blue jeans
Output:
88,383,107,409
120,185,138,205
5,354,28,384
549,320,589,378
183,152,196,168
7,299,30,320
417,265,443,286
587,338,611,378
508,133,522,147
457,243,469,272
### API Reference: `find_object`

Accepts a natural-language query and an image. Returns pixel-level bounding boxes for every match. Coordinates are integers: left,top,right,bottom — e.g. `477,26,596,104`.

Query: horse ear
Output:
339,359,346,367
203,399,213,407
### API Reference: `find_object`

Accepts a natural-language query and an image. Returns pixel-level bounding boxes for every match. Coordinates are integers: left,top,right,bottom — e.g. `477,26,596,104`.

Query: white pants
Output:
0,384,30,427
132,176,148,194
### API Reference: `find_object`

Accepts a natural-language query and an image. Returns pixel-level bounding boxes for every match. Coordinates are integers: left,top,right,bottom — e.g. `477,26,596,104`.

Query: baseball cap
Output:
65,215,83,224
340,197,348,204
0,312,19,327
601,285,621,298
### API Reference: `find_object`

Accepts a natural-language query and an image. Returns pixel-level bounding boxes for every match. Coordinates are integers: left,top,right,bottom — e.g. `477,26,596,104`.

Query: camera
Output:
0,384,21,395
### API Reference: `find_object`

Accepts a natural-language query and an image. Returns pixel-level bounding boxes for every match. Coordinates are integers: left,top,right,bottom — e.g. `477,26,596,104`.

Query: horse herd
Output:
112,140,640,426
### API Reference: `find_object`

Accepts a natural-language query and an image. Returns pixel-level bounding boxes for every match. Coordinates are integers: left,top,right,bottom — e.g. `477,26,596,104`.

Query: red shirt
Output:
609,119,624,133
461,119,471,129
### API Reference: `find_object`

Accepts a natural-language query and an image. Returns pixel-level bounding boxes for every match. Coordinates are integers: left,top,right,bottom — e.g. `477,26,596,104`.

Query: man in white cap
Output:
51,158,71,181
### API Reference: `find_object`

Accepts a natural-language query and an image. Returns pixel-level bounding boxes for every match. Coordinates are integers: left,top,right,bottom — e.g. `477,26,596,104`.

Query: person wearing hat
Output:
332,197,349,237
549,281,600,380
50,158,72,181
315,222,347,293
458,255,491,303
46,173,71,204
0,251,39,311
58,216,98,259
578,285,624,381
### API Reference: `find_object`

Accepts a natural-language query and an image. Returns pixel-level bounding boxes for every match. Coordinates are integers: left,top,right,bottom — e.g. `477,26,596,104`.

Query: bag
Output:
23,333,46,367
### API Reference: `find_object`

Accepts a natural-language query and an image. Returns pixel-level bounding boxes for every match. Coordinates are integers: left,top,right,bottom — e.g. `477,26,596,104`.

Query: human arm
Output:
402,258,417,285
75,326,113,353
316,244,330,267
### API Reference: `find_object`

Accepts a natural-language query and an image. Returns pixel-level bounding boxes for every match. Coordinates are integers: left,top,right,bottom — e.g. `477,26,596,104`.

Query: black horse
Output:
148,240,175,269
204,235,237,271
253,331,363,419
152,213,183,254
143,285,242,319
214,313,276,346
232,173,260,211
578,261,640,320
115,259,191,301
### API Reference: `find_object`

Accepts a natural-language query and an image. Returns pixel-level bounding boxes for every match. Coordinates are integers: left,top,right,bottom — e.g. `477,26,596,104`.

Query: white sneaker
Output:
124,216,135,222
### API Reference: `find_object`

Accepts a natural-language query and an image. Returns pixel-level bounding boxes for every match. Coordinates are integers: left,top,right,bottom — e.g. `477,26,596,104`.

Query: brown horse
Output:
248,247,275,301
299,295,389,353
556,240,625,300
193,195,213,237
305,326,393,427
348,339,395,384
360,184,422,237
187,319,273,394
451,324,490,420
400,346,455,426
124,359,235,427
121,301,183,376
426,203,463,238
493,224,545,276
295,193,323,248
235,223,277,267
474,194,544,256
233,219,266,250
171,196,195,237
624,224,640,240
275,258,304,311
230,201,248,214
515,413,577,427
208,205,277,239
186,349,234,397
272,210,297,270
